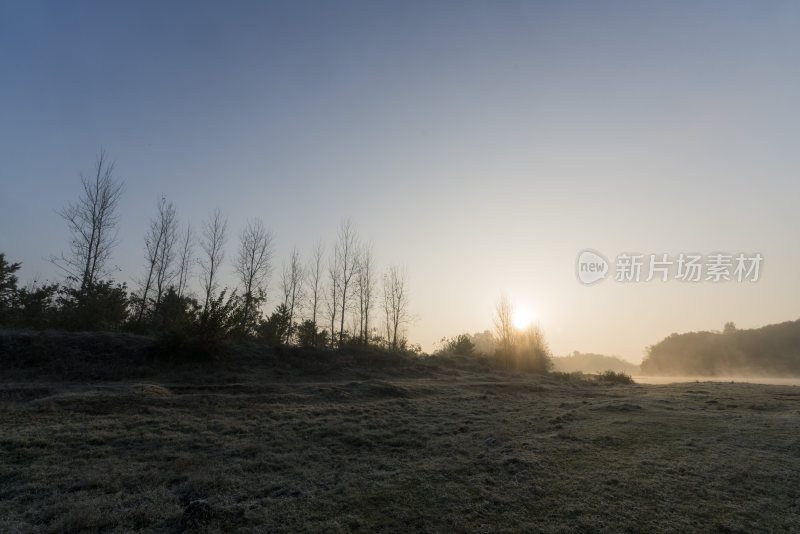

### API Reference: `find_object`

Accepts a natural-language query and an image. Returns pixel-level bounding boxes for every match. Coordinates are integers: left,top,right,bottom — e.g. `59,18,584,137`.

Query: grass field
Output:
2,333,800,532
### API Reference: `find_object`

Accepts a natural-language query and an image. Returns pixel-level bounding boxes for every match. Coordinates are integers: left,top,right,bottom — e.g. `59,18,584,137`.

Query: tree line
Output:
641,320,800,376
0,151,414,353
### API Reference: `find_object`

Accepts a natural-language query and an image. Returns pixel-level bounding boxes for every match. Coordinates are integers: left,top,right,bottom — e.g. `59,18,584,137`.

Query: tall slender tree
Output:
53,149,124,292
356,243,376,344
199,208,228,324
280,248,304,344
382,265,410,349
306,240,325,343
176,224,194,299
326,250,341,349
335,219,358,346
135,197,177,322
493,293,515,362
234,218,273,333
152,198,178,311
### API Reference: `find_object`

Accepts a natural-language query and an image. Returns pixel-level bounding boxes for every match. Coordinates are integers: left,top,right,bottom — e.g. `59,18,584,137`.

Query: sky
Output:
2,1,800,362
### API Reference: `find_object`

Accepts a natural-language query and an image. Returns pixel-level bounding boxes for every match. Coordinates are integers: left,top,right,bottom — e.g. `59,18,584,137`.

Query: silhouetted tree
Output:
442,334,475,356
176,224,194,298
306,240,325,345
0,253,21,324
326,249,341,349
382,265,410,349
235,218,273,334
134,197,178,323
52,149,124,293
297,319,328,348
200,288,241,338
150,286,199,333
493,293,514,357
514,324,553,373
58,281,129,331
259,303,290,346
199,208,227,326
13,281,60,329
334,219,358,347
280,248,304,344
356,242,376,344
152,199,178,312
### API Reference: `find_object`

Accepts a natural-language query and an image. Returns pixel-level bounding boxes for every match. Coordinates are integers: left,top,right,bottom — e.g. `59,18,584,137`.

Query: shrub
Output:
442,334,476,356
57,281,129,331
149,288,200,334
258,304,290,346
11,282,60,329
549,371,586,382
0,253,21,325
296,320,329,348
595,370,635,385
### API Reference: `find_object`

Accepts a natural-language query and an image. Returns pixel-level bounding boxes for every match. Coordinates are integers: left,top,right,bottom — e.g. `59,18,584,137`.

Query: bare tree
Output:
152,198,178,311
176,224,194,298
493,293,515,356
53,149,124,292
306,240,325,342
199,208,228,322
280,248,304,344
326,250,341,349
356,243,376,344
517,323,552,372
382,265,410,349
234,218,274,332
135,197,178,321
335,219,358,346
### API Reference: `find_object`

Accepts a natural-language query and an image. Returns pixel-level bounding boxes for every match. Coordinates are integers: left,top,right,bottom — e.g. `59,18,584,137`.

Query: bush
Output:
594,370,635,385
441,334,476,356
57,281,129,331
549,371,586,382
199,289,241,338
258,304,290,346
0,253,21,325
296,319,329,348
11,282,60,329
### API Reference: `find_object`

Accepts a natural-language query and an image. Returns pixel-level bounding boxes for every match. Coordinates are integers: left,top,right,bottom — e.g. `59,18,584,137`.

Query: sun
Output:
512,308,535,330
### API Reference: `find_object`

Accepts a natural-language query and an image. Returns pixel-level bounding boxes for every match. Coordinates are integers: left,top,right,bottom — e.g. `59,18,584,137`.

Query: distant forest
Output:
551,352,640,375
641,320,800,376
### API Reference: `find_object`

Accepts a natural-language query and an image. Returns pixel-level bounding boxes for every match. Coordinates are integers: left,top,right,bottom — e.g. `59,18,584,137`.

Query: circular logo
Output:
576,249,609,285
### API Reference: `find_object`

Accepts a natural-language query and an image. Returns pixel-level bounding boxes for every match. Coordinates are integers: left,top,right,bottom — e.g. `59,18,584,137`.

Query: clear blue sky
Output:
2,1,800,360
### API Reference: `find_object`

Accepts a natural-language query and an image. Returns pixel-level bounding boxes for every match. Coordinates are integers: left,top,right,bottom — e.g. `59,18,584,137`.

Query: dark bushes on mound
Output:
0,330,154,380
149,330,225,364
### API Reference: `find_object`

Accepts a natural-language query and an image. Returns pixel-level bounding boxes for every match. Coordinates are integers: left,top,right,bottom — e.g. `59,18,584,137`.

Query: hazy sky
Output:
2,1,799,362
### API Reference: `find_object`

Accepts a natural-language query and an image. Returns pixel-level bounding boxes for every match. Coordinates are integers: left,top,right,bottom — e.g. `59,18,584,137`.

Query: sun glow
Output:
513,307,536,330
